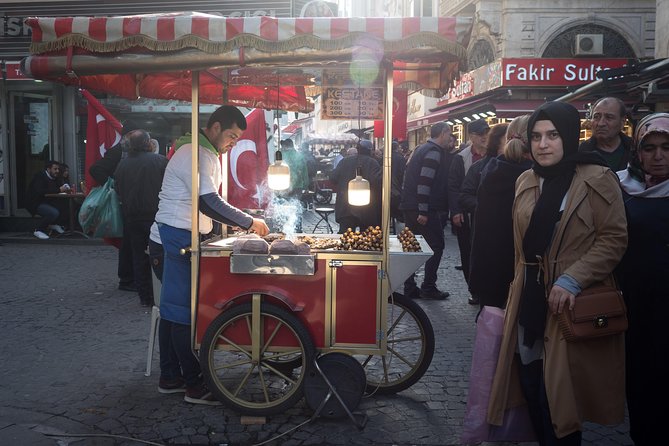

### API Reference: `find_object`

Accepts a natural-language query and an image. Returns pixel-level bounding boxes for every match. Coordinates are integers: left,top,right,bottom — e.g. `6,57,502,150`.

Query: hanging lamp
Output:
348,166,370,206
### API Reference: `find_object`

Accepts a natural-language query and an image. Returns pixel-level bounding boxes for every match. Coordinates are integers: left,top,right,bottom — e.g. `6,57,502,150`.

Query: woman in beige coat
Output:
486,102,627,445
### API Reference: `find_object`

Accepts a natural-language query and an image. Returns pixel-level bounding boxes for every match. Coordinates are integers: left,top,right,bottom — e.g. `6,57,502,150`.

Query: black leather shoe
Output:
118,282,138,292
468,295,480,305
420,288,449,300
454,265,463,271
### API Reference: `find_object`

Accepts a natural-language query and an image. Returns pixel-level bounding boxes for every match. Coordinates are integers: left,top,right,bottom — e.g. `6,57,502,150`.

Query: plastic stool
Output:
313,207,335,233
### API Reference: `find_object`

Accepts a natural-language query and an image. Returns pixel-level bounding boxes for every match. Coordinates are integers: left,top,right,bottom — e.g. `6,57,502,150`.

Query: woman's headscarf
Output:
620,113,669,197
519,102,608,347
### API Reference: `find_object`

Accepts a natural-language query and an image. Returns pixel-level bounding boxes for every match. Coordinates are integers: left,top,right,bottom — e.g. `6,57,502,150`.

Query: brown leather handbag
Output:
558,285,628,342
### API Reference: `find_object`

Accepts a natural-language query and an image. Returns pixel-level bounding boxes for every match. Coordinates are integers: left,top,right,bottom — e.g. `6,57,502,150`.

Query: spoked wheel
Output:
200,302,315,415
356,292,435,395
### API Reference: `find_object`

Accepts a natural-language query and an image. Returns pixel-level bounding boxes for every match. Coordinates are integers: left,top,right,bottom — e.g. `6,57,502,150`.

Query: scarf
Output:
172,129,218,156
519,102,608,346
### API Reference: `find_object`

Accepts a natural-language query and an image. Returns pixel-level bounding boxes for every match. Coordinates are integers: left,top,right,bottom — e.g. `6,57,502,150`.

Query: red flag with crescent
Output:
374,89,408,140
82,89,123,189
227,109,270,210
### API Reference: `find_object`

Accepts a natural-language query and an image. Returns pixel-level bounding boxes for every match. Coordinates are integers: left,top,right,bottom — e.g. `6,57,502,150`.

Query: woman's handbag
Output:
558,285,628,342
461,306,536,445
78,178,123,238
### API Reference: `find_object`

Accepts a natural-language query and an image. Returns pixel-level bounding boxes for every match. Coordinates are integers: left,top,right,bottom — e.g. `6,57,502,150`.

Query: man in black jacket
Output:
578,96,632,171
89,127,137,291
27,160,69,239
330,140,382,232
114,129,168,307
400,122,454,300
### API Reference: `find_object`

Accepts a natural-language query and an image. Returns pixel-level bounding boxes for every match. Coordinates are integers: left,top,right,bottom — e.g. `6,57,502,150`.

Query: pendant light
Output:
348,166,370,206
267,85,291,190
268,149,291,190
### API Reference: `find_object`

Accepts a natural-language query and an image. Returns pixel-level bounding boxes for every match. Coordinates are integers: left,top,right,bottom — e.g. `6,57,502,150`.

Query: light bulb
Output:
348,167,370,206
267,150,291,190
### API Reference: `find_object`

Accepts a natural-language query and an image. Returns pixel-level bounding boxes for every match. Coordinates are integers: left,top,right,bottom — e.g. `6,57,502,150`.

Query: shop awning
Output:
21,13,470,110
408,96,590,130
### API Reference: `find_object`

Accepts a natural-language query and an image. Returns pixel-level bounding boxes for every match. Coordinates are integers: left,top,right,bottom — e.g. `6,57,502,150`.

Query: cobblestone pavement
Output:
0,209,633,445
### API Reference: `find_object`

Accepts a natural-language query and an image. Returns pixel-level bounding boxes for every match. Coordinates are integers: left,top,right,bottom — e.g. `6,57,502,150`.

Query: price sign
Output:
321,87,384,120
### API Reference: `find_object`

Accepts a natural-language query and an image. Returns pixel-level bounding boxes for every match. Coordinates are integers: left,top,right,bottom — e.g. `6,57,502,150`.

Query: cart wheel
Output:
314,190,332,204
356,292,435,395
200,302,315,415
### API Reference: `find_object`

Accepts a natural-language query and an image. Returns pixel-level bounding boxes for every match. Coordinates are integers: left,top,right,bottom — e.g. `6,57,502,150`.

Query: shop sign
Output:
3,61,28,79
439,60,503,105
502,58,629,87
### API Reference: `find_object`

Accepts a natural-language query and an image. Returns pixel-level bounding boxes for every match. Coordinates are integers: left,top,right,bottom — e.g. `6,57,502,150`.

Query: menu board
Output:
320,69,385,121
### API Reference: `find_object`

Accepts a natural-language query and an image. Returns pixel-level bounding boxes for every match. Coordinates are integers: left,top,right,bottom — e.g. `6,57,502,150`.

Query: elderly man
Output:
449,118,489,305
114,129,168,307
400,122,454,300
578,96,632,171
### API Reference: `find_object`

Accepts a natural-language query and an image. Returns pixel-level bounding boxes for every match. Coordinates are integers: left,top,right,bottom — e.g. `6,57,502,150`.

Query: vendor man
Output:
155,105,269,405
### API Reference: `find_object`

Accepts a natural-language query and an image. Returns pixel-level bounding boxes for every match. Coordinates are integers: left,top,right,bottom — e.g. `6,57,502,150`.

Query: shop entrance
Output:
9,92,53,214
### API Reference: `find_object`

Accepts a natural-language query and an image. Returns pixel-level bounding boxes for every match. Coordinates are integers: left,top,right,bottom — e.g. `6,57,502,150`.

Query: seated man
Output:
26,160,69,239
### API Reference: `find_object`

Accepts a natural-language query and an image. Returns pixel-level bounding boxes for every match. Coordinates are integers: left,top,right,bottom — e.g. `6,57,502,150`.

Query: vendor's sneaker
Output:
33,230,49,240
48,224,65,234
184,383,222,406
158,377,186,394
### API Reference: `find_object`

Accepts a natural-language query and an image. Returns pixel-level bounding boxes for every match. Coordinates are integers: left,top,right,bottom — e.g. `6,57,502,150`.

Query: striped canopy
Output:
22,13,470,109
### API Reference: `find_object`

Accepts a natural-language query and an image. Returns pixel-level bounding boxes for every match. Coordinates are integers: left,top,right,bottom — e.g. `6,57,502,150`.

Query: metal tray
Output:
230,253,315,275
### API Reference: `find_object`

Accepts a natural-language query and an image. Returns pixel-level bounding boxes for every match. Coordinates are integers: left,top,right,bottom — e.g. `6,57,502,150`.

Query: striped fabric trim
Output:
26,13,465,59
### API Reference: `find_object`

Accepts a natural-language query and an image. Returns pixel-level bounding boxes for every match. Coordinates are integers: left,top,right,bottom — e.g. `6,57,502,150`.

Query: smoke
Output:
266,196,304,236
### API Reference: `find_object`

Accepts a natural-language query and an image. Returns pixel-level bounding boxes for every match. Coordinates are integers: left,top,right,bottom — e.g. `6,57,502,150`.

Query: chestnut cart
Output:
23,13,469,418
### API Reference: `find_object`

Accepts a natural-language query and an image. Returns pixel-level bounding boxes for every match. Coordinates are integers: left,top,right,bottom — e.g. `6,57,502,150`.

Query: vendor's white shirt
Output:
155,143,220,234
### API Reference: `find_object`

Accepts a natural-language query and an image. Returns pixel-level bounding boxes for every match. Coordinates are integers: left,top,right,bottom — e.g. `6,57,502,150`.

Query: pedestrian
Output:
390,140,407,224
458,122,509,305
399,122,454,300
113,129,168,307
89,125,139,292
448,118,489,301
155,105,269,405
330,139,382,232
26,160,68,239
578,96,632,171
487,102,627,445
468,115,532,310
617,112,669,446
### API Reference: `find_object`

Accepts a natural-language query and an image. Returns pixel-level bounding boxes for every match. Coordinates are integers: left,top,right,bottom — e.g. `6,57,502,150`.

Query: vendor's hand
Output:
249,218,269,236
548,284,575,315
452,213,463,227
416,214,428,225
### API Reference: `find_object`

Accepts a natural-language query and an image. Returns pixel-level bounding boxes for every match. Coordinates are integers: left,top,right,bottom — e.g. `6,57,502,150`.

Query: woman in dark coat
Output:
468,115,532,309
617,112,669,446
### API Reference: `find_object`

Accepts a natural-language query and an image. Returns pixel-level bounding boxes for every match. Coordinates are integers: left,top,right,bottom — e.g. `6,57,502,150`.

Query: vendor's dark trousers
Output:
518,358,582,446
118,235,135,286
403,210,444,292
124,218,153,305
159,319,201,387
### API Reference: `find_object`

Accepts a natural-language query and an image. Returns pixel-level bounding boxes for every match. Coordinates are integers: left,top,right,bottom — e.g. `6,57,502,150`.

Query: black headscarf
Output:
519,102,608,346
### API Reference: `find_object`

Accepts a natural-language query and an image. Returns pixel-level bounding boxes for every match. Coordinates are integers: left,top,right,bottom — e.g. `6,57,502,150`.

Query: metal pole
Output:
380,63,394,355
190,72,200,349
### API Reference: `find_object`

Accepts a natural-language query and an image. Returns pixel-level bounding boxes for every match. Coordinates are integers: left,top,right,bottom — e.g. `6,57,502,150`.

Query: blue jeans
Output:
35,203,60,231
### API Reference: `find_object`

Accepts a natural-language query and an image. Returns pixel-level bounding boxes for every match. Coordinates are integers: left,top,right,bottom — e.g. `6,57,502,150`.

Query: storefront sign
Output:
503,58,629,86
3,61,28,80
441,60,503,105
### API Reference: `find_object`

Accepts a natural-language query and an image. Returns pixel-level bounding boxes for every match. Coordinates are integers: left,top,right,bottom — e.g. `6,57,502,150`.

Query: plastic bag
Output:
461,306,536,445
77,178,123,238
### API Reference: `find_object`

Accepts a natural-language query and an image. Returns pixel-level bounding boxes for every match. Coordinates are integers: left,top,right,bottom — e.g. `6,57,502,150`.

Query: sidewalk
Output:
0,210,632,446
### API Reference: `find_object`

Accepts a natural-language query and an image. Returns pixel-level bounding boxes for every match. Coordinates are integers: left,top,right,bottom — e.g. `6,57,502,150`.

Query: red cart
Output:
23,13,468,418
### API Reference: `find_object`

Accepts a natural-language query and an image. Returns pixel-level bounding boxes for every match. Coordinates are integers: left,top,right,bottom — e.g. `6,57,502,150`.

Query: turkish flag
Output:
227,109,270,210
82,89,123,189
374,89,408,141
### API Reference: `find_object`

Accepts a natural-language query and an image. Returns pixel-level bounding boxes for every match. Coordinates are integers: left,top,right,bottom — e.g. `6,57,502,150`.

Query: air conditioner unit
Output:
575,34,604,56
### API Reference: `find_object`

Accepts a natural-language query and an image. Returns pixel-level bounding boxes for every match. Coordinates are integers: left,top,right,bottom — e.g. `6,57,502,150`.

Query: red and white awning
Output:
22,13,469,108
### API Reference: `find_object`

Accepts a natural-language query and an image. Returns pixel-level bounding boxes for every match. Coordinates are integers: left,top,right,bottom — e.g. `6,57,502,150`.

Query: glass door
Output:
9,92,53,214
